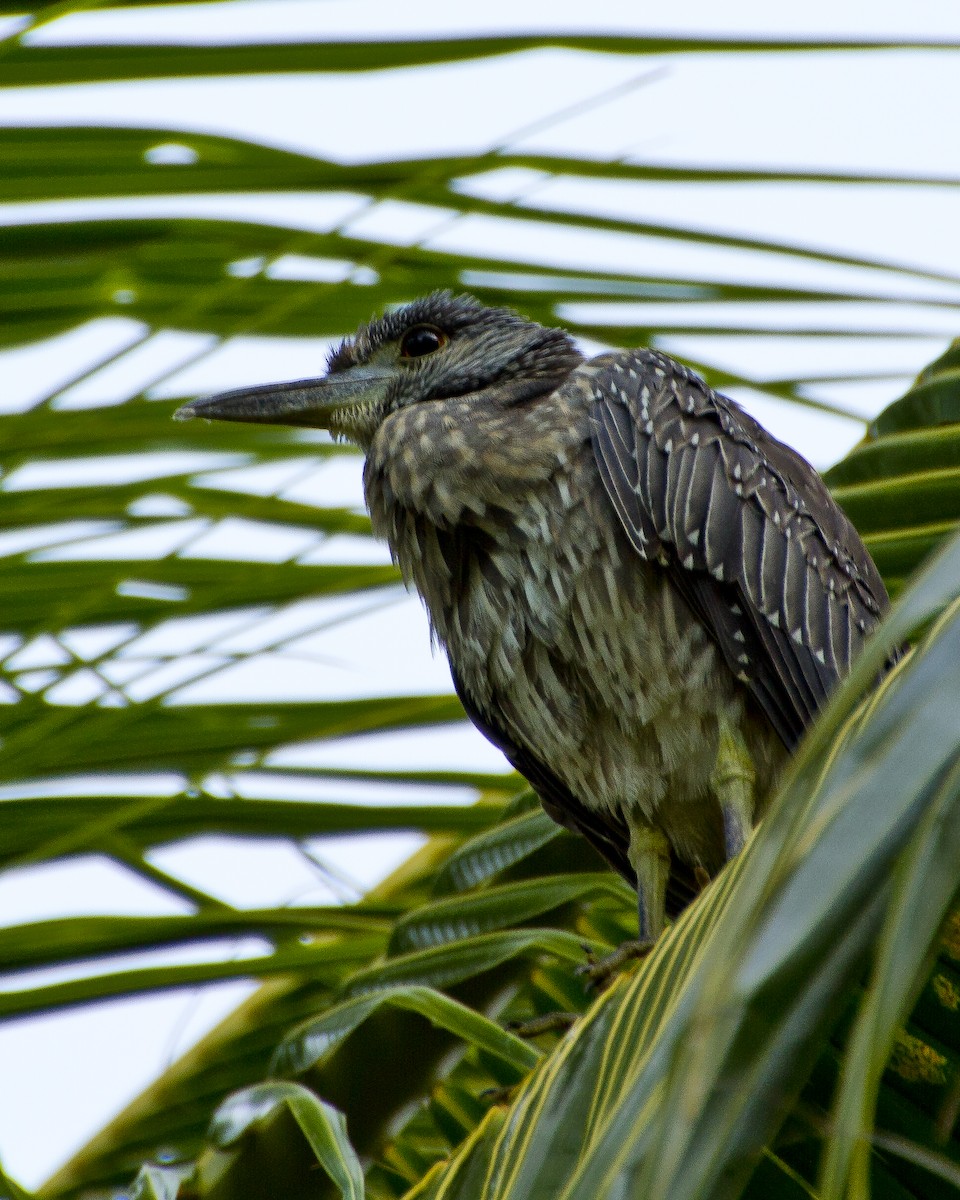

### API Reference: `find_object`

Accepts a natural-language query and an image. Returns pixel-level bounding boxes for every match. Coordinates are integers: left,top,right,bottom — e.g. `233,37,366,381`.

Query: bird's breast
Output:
363,393,784,869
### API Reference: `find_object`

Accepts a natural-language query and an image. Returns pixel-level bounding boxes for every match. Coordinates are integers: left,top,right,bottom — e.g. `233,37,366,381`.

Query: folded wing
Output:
588,350,889,750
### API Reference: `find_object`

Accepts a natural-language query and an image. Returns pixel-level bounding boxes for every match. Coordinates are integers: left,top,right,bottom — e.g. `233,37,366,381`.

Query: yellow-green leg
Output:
712,717,756,860
579,817,670,990
628,819,671,943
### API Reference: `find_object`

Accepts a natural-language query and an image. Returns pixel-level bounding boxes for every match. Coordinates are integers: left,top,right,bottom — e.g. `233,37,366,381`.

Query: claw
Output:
577,938,654,991
507,1012,579,1038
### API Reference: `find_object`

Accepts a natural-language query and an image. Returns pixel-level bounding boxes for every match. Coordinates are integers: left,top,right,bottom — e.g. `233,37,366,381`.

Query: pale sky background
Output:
2,0,960,1189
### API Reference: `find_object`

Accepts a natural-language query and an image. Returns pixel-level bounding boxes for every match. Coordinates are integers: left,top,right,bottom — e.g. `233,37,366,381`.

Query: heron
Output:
176,292,890,954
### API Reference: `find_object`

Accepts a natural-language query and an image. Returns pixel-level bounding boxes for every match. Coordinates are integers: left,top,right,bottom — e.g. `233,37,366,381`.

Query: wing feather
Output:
588,350,890,749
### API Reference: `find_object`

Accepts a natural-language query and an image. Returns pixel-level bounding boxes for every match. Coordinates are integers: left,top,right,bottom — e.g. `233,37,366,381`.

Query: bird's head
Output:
174,292,583,448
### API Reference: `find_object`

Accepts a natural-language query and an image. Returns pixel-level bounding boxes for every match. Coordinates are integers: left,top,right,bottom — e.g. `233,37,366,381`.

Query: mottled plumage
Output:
176,293,890,941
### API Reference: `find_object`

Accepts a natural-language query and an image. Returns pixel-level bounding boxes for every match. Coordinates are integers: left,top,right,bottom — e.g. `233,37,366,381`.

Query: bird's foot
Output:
694,864,712,892
481,1084,519,1106
577,938,654,992
507,1012,579,1039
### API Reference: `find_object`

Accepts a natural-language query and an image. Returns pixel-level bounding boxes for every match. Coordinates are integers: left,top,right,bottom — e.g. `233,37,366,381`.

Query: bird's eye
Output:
400,325,447,359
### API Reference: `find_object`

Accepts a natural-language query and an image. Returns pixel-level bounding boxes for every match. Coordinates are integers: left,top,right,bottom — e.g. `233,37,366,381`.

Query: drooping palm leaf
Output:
3,7,960,1199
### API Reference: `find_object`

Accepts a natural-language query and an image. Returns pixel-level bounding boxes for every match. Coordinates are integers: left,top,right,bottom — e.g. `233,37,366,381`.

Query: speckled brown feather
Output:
364,357,789,882
349,297,891,896
589,348,889,748
179,293,892,916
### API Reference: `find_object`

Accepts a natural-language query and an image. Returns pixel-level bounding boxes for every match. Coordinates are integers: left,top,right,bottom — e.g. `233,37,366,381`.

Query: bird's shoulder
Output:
579,347,890,747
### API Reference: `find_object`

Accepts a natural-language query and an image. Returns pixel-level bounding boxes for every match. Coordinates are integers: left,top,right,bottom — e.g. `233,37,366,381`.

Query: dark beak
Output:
173,366,393,429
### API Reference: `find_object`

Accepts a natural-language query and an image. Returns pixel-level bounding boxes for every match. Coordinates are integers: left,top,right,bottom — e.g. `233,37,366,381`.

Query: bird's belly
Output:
446,534,785,872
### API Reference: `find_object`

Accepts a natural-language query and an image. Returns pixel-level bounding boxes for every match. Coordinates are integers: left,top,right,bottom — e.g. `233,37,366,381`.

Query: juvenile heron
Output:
176,293,890,946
